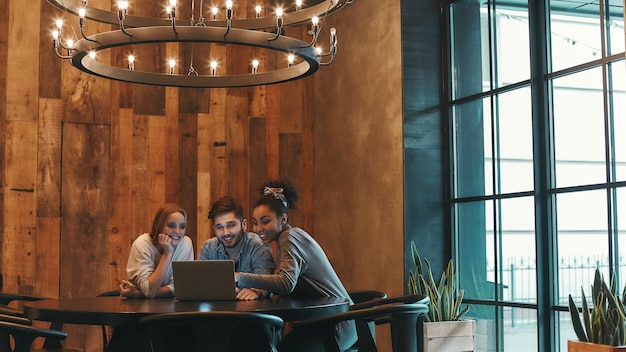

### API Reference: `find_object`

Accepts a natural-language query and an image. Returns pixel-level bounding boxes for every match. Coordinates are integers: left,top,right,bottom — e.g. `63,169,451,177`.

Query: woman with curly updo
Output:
235,179,356,351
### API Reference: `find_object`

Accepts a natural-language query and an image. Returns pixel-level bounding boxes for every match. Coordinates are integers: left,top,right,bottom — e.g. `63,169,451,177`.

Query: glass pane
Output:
450,0,487,99
611,60,626,182
607,0,625,56
556,190,610,306
451,2,531,100
452,98,491,198
497,196,536,305
558,310,577,352
618,187,626,288
552,67,607,188
456,201,491,301
549,5,602,72
503,307,538,352
495,6,530,87
495,87,534,194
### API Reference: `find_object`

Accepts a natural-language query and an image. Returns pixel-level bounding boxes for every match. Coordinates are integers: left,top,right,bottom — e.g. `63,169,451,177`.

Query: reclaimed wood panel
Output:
248,117,268,213
60,123,110,297
179,113,198,247
110,108,134,284
0,0,7,236
279,133,303,228
196,171,212,255
226,92,250,207
38,2,61,99
265,85,280,179
59,0,111,125
131,114,150,241
165,88,180,203
132,0,166,116
2,121,38,294
279,80,304,134
6,0,40,121
37,98,62,217
207,78,228,205
197,112,212,247
148,115,167,214
35,217,60,298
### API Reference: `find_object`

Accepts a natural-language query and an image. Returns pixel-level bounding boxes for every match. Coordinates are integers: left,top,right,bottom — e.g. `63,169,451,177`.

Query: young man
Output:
199,195,274,300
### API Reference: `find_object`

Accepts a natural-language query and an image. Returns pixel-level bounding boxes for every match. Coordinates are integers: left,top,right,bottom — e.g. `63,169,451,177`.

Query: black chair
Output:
96,290,120,351
0,294,58,352
350,293,430,311
347,290,387,305
0,294,49,308
346,293,429,351
0,313,78,352
139,311,284,352
277,302,430,352
345,290,387,350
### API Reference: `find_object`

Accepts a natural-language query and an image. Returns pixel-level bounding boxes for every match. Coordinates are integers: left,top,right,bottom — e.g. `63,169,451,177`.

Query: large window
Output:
448,0,626,351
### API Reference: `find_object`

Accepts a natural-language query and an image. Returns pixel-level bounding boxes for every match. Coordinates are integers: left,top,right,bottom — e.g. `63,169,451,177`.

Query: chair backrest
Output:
347,294,430,351
139,311,284,352
350,293,430,310
347,290,387,305
0,293,68,351
281,302,429,352
0,319,67,352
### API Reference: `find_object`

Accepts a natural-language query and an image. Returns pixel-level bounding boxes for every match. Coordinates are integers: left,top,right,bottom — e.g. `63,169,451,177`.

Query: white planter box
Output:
423,320,476,352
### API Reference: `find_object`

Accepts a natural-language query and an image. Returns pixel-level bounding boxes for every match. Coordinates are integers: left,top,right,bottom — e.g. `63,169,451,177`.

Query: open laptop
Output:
172,260,237,301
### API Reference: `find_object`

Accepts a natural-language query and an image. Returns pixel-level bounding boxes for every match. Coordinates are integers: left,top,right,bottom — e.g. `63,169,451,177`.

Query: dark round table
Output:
23,295,350,326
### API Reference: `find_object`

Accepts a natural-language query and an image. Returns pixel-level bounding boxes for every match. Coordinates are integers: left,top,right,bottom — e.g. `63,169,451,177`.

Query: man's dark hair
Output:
208,196,244,222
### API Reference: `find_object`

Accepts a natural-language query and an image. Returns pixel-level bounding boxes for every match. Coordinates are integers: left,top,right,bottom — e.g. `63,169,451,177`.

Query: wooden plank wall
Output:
1,0,315,350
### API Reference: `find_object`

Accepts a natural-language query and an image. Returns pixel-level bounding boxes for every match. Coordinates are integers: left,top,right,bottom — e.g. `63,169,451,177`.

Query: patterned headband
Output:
263,187,288,208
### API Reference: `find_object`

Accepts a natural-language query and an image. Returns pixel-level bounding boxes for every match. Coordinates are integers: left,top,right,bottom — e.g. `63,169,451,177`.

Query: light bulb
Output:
276,8,283,18
118,1,128,10
225,0,233,9
78,8,86,18
251,59,259,74
56,19,64,29
88,51,96,60
312,16,319,25
287,54,295,66
295,0,302,10
67,39,74,48
255,5,262,17
128,55,135,63
168,59,176,75
169,0,177,7
52,30,59,40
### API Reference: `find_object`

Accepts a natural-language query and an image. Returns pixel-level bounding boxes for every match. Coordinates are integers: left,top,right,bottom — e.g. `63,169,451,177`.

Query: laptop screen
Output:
172,260,237,301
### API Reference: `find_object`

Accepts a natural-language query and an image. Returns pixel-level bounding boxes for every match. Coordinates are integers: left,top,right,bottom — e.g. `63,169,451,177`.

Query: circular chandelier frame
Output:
72,26,319,88
48,0,349,88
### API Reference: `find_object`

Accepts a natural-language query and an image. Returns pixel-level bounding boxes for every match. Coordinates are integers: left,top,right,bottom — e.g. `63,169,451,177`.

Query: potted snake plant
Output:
568,269,626,352
407,241,475,352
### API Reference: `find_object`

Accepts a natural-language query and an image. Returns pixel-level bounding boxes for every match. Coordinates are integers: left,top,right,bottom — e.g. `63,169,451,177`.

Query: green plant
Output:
407,241,469,322
568,269,626,346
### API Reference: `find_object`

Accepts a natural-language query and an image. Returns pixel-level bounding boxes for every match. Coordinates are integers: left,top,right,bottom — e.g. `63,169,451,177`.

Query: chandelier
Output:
48,0,351,88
